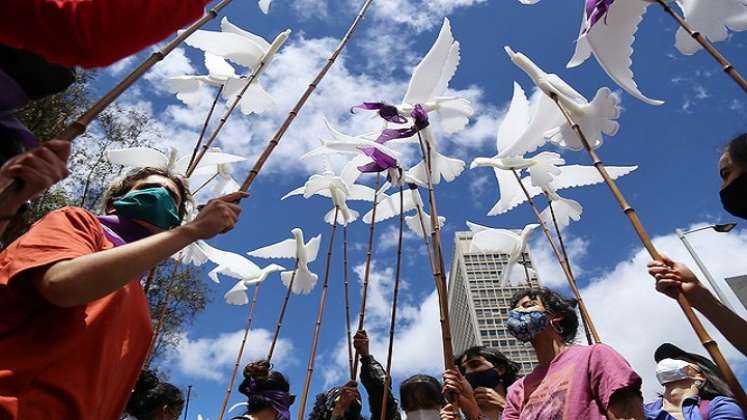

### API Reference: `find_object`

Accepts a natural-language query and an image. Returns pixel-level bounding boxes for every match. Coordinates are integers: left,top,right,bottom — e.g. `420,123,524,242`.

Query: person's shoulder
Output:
709,396,745,416
38,206,97,223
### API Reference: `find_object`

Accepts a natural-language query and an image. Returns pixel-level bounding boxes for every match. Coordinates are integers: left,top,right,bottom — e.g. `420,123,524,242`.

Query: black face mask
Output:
465,368,502,390
720,173,747,219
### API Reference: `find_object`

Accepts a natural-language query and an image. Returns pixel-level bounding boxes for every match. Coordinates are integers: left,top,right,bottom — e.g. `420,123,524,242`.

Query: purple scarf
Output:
244,377,294,420
96,215,151,247
0,68,38,149
585,0,614,32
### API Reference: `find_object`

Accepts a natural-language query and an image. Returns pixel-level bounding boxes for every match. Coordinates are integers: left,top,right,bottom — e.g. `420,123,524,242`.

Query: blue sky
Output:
89,0,747,417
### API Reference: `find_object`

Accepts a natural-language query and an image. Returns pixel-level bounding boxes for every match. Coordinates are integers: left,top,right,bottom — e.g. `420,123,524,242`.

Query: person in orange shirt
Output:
0,166,246,419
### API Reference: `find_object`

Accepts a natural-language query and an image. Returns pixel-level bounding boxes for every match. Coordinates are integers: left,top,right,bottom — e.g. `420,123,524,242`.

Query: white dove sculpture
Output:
541,189,583,231
180,18,290,115
467,222,540,285
363,186,445,238
506,46,622,152
248,229,322,295
400,18,470,186
566,0,664,105
300,119,402,163
190,156,242,197
105,146,245,178
259,0,272,14
673,0,747,55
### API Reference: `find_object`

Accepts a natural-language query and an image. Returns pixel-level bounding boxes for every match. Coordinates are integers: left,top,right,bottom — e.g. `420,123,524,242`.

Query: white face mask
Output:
406,409,441,420
656,358,693,385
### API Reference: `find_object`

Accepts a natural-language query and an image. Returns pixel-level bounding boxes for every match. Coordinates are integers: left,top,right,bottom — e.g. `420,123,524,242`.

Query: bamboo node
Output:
723,64,734,72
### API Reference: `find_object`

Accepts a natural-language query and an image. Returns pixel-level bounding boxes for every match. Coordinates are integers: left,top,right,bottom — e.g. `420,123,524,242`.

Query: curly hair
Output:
125,369,184,420
307,387,363,420
727,133,747,171
236,360,294,417
399,374,444,412
101,167,192,220
510,287,579,343
455,346,521,386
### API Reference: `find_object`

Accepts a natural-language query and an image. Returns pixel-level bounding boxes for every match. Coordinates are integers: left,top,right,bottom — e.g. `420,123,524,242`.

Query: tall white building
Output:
447,231,541,375
725,275,747,311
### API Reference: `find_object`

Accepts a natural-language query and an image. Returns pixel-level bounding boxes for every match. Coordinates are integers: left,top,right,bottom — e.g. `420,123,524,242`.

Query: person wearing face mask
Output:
121,370,184,420
399,375,445,420
500,287,644,420
309,382,365,420
644,343,744,420
647,133,747,357
0,166,246,419
441,346,520,420
353,330,401,420
230,361,295,420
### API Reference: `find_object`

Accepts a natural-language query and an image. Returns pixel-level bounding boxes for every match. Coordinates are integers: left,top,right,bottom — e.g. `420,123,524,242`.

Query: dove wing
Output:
471,229,520,254
466,221,492,233
341,155,368,186
248,238,298,259
164,76,204,94
205,52,238,79
547,165,638,192
499,92,563,158
487,168,542,215
221,17,272,52
106,147,169,169
675,0,747,55
496,82,531,156
347,184,376,201
304,234,322,262
185,29,264,69
175,151,245,175
403,18,459,105
258,0,272,14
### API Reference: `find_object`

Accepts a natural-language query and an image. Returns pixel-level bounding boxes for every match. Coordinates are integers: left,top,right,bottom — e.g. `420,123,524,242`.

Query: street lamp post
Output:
676,223,737,312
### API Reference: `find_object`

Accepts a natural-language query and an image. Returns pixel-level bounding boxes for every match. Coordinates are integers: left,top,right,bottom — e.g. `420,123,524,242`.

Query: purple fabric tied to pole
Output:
358,104,430,174
244,377,295,420
97,215,152,246
0,68,39,149
585,0,614,32
351,102,408,124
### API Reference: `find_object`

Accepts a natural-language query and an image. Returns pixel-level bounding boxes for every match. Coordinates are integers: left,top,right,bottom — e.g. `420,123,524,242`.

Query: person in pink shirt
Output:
501,287,644,420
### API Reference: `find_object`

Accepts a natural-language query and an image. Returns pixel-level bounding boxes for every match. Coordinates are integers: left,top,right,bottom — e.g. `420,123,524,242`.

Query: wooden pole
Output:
145,261,181,367
508,170,600,344
343,225,355,379
545,197,594,345
217,283,262,420
267,261,300,362
352,173,381,379
655,0,747,93
297,207,340,420
549,93,747,407
239,0,376,192
183,385,193,420
186,31,289,176
379,184,405,420
186,85,225,172
191,172,220,196
0,0,239,206
142,267,158,296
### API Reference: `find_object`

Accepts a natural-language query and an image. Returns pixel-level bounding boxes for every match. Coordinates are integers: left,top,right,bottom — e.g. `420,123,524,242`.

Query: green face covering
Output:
112,187,181,230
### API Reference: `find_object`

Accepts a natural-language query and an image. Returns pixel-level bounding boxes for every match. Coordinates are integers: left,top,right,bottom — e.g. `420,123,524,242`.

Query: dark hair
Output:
727,133,747,171
399,375,444,411
674,356,734,400
308,386,363,420
126,369,185,420
101,167,192,220
510,287,579,343
454,346,521,387
237,360,293,416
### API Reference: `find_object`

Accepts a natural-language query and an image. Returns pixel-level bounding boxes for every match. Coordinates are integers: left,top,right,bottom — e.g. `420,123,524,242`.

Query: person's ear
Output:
495,365,506,376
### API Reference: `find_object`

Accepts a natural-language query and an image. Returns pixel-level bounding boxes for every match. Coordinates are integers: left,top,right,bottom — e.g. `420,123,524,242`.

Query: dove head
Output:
504,46,545,86
291,228,304,241
522,224,541,238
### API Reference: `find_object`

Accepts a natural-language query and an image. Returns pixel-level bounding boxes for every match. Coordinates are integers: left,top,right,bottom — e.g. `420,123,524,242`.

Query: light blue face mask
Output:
112,187,181,230
506,309,549,342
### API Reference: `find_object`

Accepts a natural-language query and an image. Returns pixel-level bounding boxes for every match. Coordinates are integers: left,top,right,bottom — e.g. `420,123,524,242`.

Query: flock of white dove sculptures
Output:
99,0,747,310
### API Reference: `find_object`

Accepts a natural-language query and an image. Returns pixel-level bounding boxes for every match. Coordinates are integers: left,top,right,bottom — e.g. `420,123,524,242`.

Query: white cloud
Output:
529,232,589,290
167,328,295,381
144,47,195,85
358,0,489,32
581,225,747,400
378,224,417,251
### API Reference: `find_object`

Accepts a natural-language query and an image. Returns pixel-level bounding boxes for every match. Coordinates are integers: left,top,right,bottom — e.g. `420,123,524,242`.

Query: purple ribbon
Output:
245,377,294,420
351,102,408,124
585,0,614,32
0,68,38,149
97,215,151,246
357,104,430,174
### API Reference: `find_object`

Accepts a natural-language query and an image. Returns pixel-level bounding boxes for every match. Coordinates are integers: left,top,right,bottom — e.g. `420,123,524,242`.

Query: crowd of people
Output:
0,1,746,419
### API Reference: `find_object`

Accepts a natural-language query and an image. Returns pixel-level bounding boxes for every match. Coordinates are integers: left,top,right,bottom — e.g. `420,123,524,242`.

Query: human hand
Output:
0,140,70,215
186,191,247,239
474,387,506,412
443,369,480,420
440,403,459,420
353,330,369,357
647,256,710,303
333,381,360,417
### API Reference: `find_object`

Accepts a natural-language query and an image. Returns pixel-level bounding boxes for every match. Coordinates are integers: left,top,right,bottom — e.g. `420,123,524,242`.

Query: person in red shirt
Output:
0,166,245,419
1,0,214,68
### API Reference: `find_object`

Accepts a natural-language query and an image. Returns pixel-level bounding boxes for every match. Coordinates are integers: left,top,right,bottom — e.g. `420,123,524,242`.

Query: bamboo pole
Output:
238,0,376,192
267,261,299,362
379,184,405,420
186,31,289,176
352,173,381,379
183,385,193,420
0,0,239,206
145,261,182,367
187,85,225,172
655,0,747,93
143,267,158,296
549,93,747,407
191,172,220,195
508,170,600,344
343,225,355,379
297,207,340,420
217,283,262,420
